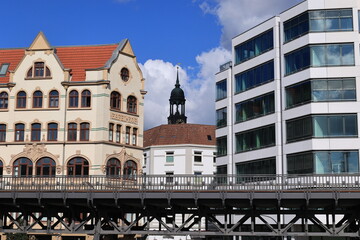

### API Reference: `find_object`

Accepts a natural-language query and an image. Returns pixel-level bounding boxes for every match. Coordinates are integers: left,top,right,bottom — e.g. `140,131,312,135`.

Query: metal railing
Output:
0,174,360,192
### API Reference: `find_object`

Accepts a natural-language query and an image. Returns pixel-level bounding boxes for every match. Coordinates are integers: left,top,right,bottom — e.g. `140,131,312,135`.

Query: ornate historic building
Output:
0,32,146,177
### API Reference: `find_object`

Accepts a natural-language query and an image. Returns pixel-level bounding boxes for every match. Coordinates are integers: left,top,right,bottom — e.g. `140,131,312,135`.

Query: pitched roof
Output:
144,124,216,148
56,44,118,82
0,48,25,83
0,43,120,83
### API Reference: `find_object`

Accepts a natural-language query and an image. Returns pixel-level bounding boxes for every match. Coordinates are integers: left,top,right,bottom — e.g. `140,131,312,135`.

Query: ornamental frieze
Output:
110,112,138,125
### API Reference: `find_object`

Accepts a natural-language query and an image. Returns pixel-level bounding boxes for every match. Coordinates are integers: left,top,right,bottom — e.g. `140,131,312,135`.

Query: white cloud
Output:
141,47,231,130
142,0,303,129
199,0,303,49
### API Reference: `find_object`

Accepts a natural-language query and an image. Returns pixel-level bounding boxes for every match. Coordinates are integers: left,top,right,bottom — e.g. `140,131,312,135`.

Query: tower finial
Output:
175,66,180,88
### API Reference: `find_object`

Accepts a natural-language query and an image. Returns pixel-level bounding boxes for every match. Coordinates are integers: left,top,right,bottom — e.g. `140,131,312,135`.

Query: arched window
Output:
13,158,33,177
68,123,77,141
81,90,91,108
80,122,90,141
49,90,59,108
0,124,6,142
0,92,8,109
123,160,137,179
127,96,137,114
120,68,129,81
33,91,43,108
0,161,3,176
35,62,44,77
31,123,41,142
47,123,58,141
69,90,79,108
27,62,51,78
67,157,89,176
106,158,121,176
16,91,27,108
15,123,25,141
110,91,121,110
36,157,56,177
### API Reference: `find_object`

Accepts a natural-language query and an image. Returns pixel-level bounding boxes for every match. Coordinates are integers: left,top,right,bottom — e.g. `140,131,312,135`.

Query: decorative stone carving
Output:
56,166,62,174
6,166,11,174
24,143,46,160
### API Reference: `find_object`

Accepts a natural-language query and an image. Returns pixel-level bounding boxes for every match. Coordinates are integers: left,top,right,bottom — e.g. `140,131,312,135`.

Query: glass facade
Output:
284,9,353,43
216,107,227,128
287,151,359,174
285,43,354,75
286,78,356,108
235,92,274,123
287,114,358,142
234,29,273,65
216,80,227,100
216,136,227,157
236,157,276,175
236,124,275,153
235,60,274,93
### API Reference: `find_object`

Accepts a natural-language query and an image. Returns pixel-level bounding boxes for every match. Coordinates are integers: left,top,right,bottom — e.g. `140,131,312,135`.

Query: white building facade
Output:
216,0,360,176
0,32,146,178
143,124,216,176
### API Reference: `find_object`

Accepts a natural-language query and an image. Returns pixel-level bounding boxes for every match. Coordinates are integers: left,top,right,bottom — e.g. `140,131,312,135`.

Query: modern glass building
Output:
215,0,360,176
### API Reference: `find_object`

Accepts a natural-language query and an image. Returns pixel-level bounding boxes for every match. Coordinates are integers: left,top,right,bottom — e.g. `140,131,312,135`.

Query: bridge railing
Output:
0,174,359,192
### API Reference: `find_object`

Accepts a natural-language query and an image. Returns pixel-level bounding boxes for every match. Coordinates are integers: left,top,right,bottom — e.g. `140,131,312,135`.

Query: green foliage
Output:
5,233,29,240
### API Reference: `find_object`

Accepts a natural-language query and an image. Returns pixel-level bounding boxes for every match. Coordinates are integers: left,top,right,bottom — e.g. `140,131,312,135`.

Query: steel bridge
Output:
1,174,360,239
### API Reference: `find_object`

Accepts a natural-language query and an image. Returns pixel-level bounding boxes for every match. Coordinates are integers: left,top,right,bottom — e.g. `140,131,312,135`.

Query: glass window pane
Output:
329,116,343,136
314,152,331,173
344,115,357,136
341,44,355,65
313,116,328,137
326,45,340,65
311,45,326,66
346,152,359,173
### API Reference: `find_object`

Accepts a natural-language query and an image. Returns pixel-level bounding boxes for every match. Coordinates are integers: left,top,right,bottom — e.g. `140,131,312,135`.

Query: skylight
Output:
0,63,9,76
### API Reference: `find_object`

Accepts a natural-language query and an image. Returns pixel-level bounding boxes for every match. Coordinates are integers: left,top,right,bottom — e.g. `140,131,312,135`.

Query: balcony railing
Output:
0,174,359,192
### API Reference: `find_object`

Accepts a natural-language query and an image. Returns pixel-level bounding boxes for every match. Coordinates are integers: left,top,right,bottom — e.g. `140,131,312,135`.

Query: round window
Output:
120,68,129,82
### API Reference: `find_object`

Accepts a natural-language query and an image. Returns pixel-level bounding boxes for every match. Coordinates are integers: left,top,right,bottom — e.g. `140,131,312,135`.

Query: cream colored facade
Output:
0,32,146,177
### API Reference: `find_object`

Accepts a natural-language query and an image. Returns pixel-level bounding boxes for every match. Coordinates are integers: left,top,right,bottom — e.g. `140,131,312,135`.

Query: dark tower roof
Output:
170,67,185,104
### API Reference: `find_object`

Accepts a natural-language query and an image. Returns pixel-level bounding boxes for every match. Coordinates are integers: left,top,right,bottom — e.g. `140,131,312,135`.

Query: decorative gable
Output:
28,32,51,50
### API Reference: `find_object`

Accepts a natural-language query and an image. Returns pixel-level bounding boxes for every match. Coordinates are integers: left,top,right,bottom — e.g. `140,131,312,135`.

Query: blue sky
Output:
1,0,220,68
1,0,302,129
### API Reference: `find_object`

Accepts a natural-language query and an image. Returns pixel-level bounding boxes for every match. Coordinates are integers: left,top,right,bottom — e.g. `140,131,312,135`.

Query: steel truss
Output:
0,174,360,238
1,199,360,238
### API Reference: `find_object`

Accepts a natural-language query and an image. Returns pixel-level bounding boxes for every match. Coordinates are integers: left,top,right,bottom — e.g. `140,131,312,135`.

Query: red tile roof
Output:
144,124,216,148
56,44,118,82
0,49,25,83
0,44,118,83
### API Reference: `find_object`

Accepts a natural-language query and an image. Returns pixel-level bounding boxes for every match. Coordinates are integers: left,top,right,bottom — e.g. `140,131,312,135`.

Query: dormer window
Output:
27,62,51,78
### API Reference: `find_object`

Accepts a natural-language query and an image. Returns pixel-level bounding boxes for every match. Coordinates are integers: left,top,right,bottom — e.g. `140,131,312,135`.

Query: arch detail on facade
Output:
102,148,140,174
8,144,60,174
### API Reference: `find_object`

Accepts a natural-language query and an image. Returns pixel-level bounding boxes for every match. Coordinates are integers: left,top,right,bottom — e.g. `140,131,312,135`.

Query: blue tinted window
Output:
286,78,356,108
235,60,274,93
235,92,275,123
284,9,353,43
235,124,275,153
216,80,227,100
234,29,273,64
287,151,359,174
285,44,354,75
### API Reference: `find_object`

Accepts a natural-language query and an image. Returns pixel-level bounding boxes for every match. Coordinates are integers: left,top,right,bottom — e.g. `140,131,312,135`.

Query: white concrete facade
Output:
143,144,216,175
216,0,360,175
